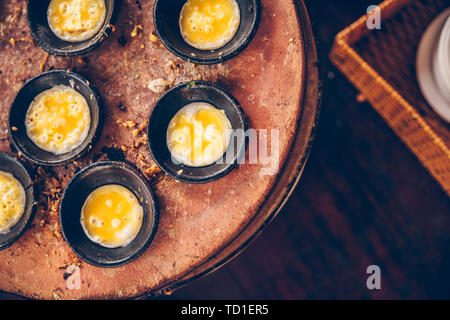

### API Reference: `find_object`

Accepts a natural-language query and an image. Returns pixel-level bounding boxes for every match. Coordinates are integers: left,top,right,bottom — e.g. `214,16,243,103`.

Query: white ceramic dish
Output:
434,16,450,102
416,8,450,123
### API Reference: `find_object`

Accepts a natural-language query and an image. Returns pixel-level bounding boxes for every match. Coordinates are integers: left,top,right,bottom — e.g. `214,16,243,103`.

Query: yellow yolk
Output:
0,171,26,234
179,0,240,50
25,85,91,155
167,102,232,167
81,185,143,248
47,0,106,42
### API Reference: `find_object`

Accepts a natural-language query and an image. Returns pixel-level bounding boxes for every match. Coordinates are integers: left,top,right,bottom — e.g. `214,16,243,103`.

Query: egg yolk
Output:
25,85,91,155
81,185,143,248
0,171,26,235
47,0,106,42
167,102,232,167
179,0,240,50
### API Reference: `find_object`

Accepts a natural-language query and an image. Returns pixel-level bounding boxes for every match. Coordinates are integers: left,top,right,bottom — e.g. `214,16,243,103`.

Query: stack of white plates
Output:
417,9,450,123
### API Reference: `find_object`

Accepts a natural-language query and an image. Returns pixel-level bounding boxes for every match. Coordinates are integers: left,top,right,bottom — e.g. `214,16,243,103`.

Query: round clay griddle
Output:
0,0,319,299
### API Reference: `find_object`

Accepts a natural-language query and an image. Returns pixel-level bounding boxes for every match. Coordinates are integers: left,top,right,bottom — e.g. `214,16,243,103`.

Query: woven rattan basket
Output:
330,0,450,196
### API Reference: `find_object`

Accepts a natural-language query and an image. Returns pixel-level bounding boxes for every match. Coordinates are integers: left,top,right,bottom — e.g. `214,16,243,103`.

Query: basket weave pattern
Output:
330,0,450,196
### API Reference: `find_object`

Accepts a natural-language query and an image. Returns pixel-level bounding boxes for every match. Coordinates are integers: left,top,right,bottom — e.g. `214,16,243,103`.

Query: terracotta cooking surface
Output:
0,0,304,299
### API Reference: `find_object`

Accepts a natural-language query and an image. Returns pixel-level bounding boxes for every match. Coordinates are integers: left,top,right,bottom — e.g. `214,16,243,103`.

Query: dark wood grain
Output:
2,0,450,300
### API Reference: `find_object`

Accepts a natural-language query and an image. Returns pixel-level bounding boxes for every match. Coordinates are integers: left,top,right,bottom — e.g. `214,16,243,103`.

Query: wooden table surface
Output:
2,0,450,300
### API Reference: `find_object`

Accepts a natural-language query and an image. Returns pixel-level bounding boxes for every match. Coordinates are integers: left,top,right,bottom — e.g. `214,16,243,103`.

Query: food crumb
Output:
77,57,87,67
107,24,116,33
166,60,179,70
134,134,147,148
121,120,136,128
39,52,49,72
148,78,169,93
165,290,173,296
143,164,161,177
131,25,143,37
149,32,159,43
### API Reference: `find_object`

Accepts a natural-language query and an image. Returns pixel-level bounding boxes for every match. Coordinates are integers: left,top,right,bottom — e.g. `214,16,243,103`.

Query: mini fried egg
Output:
167,102,232,167
47,0,107,42
179,0,240,50
25,85,91,155
0,171,26,234
81,185,143,248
